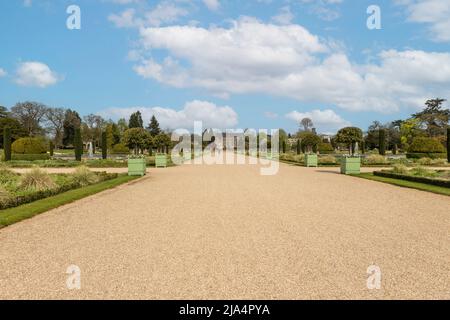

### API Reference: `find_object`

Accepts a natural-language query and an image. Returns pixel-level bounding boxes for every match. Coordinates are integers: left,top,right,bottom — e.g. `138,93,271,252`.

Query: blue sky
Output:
1,0,450,133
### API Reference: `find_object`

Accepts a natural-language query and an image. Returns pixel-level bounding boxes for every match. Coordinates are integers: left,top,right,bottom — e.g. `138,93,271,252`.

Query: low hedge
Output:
374,171,450,188
406,153,447,159
1,154,51,161
0,172,118,210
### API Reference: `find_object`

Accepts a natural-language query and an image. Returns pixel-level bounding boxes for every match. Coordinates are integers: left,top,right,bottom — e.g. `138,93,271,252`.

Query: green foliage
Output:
391,164,409,175
62,109,81,147
11,137,48,154
71,166,99,187
19,167,56,191
102,131,107,160
408,137,446,153
129,111,144,129
111,143,130,154
3,127,12,161
123,128,151,154
379,129,386,155
363,154,389,165
410,166,439,178
49,141,54,157
319,155,337,165
74,127,83,161
412,98,450,137
447,128,450,163
147,115,161,136
4,154,51,161
335,127,363,155
296,139,301,155
318,142,334,154
298,132,321,152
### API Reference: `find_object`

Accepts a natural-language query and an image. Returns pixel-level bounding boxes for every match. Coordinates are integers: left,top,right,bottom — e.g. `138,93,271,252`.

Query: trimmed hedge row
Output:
1,154,51,161
374,171,450,188
406,153,447,159
0,172,118,210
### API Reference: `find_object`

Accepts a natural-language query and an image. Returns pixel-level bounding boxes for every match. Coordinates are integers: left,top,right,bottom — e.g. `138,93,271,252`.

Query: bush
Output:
318,143,334,154
363,154,389,165
71,166,99,187
408,137,446,153
20,167,56,191
319,155,337,165
0,166,19,185
112,143,130,154
6,154,51,161
417,157,433,166
406,152,447,159
391,164,409,175
12,137,48,154
410,166,439,178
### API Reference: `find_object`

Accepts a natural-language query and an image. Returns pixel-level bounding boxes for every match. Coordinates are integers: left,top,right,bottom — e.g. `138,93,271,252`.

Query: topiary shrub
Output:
74,127,83,161
318,143,334,154
12,137,48,154
111,143,130,154
447,127,450,163
379,129,386,156
408,137,446,153
3,127,12,161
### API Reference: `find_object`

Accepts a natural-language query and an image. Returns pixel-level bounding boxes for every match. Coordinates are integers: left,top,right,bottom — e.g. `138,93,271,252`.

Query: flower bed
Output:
0,167,118,210
374,168,450,188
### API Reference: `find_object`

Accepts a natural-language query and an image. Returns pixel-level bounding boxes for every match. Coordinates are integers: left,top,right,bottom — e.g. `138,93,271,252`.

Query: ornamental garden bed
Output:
374,167,450,188
0,166,118,210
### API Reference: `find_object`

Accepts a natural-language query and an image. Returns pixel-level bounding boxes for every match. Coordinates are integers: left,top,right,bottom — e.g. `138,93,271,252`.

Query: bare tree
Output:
300,118,314,132
11,101,47,136
45,107,67,148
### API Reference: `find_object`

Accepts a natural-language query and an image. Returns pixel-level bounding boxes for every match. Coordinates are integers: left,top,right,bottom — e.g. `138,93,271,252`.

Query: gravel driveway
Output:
0,158,449,299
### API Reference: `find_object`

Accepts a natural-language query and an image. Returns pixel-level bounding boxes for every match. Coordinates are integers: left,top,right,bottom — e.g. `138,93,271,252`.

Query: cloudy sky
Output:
1,0,449,133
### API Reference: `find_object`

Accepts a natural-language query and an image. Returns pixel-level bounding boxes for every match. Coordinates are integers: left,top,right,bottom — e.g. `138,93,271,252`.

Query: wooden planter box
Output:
128,158,146,176
305,154,318,167
341,157,361,174
155,153,168,168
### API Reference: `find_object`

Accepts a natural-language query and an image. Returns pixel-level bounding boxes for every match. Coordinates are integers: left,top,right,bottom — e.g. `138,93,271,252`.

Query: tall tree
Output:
0,106,9,118
45,107,66,148
82,114,105,149
63,109,81,147
335,127,363,155
379,129,386,156
300,118,314,132
413,99,450,137
129,111,143,129
74,127,83,161
3,127,12,161
447,128,450,163
11,101,47,136
147,115,161,136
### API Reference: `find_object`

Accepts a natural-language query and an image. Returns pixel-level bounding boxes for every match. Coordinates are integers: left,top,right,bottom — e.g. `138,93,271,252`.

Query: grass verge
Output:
355,173,450,196
0,174,141,228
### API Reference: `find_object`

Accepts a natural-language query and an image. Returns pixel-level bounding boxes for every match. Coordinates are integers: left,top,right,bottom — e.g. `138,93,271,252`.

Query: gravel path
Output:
0,156,449,299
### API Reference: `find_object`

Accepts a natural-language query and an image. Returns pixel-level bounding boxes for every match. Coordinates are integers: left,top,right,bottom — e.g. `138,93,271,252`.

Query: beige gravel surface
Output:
1,155,449,299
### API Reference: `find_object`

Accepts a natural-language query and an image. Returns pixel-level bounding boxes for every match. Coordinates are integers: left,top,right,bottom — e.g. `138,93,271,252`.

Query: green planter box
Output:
155,153,168,168
305,154,318,167
128,158,146,176
341,157,361,174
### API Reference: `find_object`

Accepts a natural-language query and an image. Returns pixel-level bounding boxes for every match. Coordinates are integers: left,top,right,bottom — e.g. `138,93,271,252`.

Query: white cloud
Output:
396,0,450,42
109,1,189,28
131,18,450,113
271,6,294,25
300,0,344,21
98,100,238,129
286,109,351,133
0,68,7,77
203,0,220,11
14,62,61,88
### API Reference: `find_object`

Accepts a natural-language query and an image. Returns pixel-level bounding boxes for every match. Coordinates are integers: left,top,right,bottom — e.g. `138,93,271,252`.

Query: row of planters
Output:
0,166,118,210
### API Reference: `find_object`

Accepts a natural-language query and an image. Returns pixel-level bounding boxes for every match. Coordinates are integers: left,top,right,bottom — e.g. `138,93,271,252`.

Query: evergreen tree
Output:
102,131,107,160
63,109,81,147
74,127,83,161
3,127,11,161
447,128,450,163
129,111,144,129
147,115,161,136
379,129,386,156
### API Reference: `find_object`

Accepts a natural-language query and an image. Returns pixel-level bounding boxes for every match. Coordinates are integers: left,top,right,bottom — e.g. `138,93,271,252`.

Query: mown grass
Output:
355,173,450,196
0,174,140,228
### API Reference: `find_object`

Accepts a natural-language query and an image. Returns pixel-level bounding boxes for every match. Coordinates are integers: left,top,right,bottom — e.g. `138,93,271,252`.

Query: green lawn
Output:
0,174,141,228
355,173,450,196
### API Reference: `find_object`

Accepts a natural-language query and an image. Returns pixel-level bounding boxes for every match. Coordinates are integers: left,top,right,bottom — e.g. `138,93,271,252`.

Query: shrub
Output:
8,154,51,161
293,154,305,163
410,166,439,178
374,171,450,188
431,158,448,166
71,166,99,186
112,143,130,154
391,164,409,175
364,154,388,165
318,143,334,154
74,127,82,161
408,137,446,153
20,167,56,191
319,155,337,165
417,157,433,166
406,152,447,159
0,166,19,185
379,129,386,156
12,137,48,154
